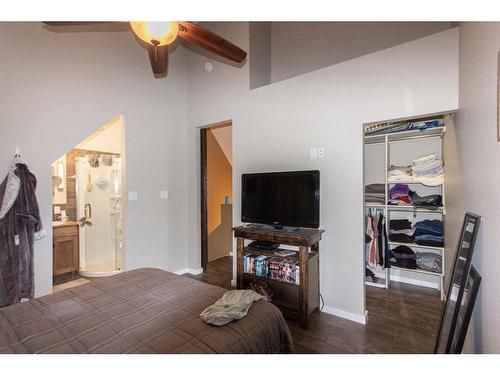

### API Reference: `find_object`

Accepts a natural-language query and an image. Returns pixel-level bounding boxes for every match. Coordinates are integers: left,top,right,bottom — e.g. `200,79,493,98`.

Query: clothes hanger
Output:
12,147,25,167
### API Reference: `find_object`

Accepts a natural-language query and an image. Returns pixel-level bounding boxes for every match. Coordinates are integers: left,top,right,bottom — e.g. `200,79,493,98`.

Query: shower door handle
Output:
85,203,92,219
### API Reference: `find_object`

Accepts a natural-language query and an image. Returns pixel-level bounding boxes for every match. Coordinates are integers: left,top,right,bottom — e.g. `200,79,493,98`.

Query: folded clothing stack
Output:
389,218,415,243
389,246,442,273
408,118,444,131
388,184,413,205
365,183,385,205
387,183,442,208
416,252,442,273
387,153,444,187
411,153,444,177
414,219,444,247
389,245,417,269
412,192,442,208
365,118,444,136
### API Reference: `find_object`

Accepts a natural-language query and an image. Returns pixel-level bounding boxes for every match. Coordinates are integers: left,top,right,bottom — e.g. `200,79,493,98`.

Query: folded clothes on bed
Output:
200,290,265,326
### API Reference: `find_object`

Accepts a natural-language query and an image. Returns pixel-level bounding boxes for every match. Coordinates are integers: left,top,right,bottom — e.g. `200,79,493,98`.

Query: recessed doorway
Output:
51,115,126,289
200,121,233,288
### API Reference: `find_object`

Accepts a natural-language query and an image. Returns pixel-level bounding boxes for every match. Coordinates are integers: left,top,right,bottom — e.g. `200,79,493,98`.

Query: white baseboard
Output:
322,305,367,325
174,268,203,276
373,271,440,290
389,274,440,290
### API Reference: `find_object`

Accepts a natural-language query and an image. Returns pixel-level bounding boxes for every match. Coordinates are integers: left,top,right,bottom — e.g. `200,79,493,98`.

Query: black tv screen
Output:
241,170,320,228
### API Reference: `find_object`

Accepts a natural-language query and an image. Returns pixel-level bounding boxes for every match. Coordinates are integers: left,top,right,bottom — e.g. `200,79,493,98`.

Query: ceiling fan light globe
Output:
130,21,179,46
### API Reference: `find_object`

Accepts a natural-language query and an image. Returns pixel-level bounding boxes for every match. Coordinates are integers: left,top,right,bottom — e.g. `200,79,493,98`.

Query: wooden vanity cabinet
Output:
53,222,79,276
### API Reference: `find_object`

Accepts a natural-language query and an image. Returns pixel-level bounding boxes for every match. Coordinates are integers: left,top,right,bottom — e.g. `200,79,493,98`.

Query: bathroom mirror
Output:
435,212,481,354
51,156,67,205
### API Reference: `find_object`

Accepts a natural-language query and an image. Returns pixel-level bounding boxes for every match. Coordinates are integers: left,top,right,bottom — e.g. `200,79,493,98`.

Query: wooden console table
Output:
233,224,324,328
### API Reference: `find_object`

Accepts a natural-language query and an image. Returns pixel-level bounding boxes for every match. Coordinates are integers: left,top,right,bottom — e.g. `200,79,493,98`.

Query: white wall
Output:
456,22,500,353
270,22,453,83
186,24,459,320
211,125,232,165
76,115,124,154
0,22,189,298
249,22,271,89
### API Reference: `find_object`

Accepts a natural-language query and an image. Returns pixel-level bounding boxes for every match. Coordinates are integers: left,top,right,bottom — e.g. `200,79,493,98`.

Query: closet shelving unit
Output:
363,113,453,300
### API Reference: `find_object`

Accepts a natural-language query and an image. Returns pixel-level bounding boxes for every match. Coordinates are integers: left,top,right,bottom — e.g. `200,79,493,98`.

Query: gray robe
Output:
0,163,45,307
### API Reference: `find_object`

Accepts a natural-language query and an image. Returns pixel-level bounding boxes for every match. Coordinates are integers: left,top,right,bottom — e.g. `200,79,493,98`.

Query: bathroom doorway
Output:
200,121,233,288
51,115,126,288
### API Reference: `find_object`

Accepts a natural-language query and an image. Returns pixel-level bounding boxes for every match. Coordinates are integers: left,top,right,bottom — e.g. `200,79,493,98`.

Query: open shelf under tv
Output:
234,225,324,329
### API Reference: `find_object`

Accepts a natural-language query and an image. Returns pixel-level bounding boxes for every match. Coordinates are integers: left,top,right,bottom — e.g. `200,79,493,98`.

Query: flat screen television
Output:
241,170,320,229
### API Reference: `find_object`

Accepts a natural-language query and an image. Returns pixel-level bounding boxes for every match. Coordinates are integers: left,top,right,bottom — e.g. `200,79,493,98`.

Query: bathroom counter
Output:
53,220,78,228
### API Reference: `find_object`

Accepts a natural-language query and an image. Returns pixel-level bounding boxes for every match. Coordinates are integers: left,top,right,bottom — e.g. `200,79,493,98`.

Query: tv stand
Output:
233,225,324,329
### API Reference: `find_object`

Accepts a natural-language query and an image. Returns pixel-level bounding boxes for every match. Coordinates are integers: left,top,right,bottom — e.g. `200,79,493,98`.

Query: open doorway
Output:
51,115,125,291
200,121,233,289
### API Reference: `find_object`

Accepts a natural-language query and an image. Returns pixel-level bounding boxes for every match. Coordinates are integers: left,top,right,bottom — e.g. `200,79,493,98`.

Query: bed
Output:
0,268,294,353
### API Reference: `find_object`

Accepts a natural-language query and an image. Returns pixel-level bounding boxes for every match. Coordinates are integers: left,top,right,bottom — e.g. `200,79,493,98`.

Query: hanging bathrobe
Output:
0,162,46,307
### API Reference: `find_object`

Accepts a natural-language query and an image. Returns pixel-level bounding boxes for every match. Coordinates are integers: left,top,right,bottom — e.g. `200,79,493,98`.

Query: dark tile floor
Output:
185,256,444,354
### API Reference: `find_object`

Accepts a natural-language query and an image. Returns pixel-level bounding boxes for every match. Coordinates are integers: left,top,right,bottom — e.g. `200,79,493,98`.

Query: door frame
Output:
200,127,208,272
200,120,233,272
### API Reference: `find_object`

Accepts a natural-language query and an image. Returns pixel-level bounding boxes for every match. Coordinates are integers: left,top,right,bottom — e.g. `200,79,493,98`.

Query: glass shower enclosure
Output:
76,154,122,277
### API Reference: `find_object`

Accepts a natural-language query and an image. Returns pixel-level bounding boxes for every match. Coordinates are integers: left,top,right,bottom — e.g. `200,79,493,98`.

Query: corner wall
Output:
186,24,459,320
456,22,500,353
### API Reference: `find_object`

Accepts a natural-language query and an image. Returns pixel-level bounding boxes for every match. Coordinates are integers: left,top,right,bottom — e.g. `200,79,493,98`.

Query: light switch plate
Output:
160,190,169,200
128,191,138,201
310,148,318,159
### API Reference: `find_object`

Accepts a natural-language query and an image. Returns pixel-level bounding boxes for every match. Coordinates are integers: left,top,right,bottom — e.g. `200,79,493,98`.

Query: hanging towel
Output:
200,290,265,326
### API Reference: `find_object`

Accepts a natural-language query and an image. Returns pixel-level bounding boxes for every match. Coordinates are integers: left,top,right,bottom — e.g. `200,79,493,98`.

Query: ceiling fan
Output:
43,21,247,78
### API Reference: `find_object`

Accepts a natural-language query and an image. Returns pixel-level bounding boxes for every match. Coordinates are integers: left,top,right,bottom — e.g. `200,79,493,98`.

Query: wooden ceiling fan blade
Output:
147,44,169,78
177,22,247,63
43,22,114,26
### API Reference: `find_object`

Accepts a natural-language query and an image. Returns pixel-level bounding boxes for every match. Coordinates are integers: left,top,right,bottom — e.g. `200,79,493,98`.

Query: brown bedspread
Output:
0,268,294,353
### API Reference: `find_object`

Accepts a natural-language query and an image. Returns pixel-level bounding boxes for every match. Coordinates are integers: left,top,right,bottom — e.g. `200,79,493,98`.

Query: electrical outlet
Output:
310,148,318,159
318,148,325,158
128,191,138,201
160,190,169,200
